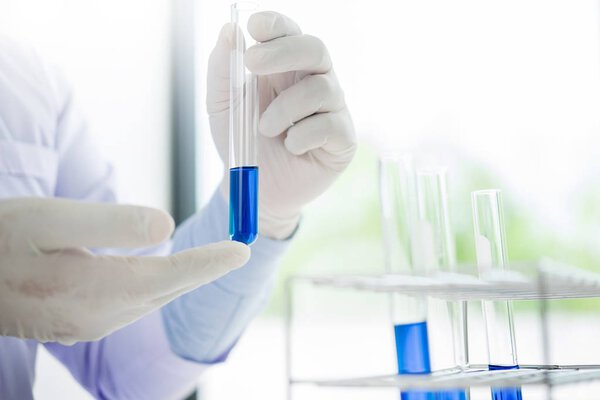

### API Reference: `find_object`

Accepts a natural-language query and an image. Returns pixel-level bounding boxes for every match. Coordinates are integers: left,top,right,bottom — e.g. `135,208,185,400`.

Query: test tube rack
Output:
284,259,600,399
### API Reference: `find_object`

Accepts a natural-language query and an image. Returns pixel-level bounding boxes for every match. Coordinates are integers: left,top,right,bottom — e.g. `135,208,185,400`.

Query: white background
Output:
0,0,173,210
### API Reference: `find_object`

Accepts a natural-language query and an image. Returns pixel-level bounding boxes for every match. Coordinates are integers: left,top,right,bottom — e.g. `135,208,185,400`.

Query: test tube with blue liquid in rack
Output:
229,2,259,245
379,156,434,400
471,190,523,400
415,169,468,400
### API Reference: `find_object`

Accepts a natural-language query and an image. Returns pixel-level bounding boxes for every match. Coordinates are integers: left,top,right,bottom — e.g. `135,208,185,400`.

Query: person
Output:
0,11,356,400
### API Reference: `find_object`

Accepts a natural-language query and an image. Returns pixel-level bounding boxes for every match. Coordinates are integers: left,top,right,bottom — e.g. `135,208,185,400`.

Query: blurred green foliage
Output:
266,144,600,315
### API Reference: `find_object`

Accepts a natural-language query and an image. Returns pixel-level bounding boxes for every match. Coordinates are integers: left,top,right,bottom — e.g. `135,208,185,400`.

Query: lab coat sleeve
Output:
44,312,208,400
161,190,290,363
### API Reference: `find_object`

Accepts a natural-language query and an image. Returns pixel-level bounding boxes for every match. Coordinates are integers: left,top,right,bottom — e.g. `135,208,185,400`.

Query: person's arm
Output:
161,190,290,363
44,312,207,400
42,190,287,399
39,61,262,399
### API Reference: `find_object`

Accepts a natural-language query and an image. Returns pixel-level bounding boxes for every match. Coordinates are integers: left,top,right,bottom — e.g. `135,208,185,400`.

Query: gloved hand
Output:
0,197,249,345
207,11,357,240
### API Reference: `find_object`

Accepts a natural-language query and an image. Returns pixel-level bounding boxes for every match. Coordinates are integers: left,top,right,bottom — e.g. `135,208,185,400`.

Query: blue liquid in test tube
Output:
379,157,436,400
415,170,468,400
394,321,435,400
472,190,523,400
489,365,523,400
395,321,431,375
229,3,259,245
229,166,258,244
438,391,467,400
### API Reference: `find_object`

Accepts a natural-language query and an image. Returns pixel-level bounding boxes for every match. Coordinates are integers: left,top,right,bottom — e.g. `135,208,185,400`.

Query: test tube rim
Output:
416,167,448,177
472,188,502,197
231,1,259,12
378,151,411,163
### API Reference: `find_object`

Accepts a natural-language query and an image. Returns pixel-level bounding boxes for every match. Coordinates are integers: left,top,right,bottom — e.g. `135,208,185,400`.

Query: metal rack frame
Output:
284,260,600,399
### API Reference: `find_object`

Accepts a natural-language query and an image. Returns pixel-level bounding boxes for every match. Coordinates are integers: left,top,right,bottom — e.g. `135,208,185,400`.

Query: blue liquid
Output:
436,390,467,400
489,365,523,400
229,166,258,245
394,321,435,400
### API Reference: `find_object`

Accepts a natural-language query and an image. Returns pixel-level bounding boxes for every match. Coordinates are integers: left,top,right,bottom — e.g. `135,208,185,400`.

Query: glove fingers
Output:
143,274,212,311
0,241,247,343
284,111,353,156
101,241,250,301
210,12,303,112
0,198,174,251
245,35,332,75
248,11,301,42
259,72,345,138
167,241,250,287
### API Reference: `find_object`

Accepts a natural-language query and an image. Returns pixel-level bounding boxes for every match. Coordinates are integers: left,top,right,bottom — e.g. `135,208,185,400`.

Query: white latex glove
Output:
0,197,249,344
208,11,357,239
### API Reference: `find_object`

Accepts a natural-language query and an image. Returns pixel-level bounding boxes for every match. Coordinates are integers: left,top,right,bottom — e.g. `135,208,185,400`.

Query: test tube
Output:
379,156,413,274
416,169,468,400
471,190,522,400
229,2,259,244
379,156,434,400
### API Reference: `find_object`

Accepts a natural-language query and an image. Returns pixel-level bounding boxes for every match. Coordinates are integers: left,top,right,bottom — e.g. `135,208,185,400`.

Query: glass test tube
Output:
379,156,434,400
229,2,259,244
416,169,468,400
471,190,522,400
